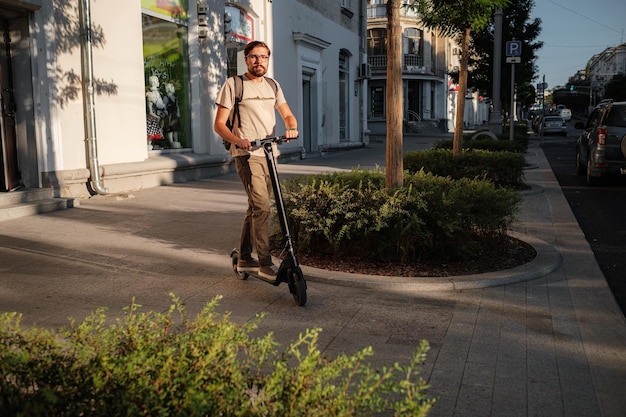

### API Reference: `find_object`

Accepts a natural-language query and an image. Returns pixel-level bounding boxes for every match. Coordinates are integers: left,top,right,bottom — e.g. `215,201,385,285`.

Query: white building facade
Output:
0,0,367,197
588,42,626,103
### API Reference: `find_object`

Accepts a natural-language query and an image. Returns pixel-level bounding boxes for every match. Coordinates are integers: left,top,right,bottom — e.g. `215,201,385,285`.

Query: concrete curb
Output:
301,232,562,292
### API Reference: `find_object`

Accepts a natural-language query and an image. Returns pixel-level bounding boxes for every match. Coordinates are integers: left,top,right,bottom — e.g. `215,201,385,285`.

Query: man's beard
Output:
249,65,266,77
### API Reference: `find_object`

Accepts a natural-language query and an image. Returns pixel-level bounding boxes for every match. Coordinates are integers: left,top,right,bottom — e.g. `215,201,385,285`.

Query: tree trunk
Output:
385,0,403,188
453,27,471,157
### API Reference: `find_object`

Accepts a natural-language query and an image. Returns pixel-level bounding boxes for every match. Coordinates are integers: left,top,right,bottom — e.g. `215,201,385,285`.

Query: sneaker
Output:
258,264,279,279
237,257,259,273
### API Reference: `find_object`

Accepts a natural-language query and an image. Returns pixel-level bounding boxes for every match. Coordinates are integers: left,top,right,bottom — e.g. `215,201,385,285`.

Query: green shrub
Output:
0,295,434,417
503,120,530,137
436,134,528,153
403,148,527,190
280,169,520,263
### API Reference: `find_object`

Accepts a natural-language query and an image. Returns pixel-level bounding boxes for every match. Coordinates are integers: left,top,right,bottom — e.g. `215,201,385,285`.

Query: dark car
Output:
575,100,626,185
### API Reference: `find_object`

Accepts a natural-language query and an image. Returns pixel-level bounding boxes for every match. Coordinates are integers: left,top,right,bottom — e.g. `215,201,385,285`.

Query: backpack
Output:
224,75,278,150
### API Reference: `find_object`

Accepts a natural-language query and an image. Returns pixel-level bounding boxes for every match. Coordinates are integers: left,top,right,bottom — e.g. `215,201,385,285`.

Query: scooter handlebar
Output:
250,135,298,149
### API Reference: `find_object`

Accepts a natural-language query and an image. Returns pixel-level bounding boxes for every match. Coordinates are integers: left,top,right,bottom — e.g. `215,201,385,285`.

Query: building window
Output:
431,31,436,65
142,0,189,149
366,0,386,18
404,28,422,55
225,5,254,77
339,51,350,140
367,28,387,56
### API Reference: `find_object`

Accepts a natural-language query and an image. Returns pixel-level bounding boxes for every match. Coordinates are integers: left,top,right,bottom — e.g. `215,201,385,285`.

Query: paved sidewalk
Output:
1,135,625,416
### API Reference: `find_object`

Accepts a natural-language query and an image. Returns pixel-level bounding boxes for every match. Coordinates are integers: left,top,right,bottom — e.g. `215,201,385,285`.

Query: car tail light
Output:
596,127,606,145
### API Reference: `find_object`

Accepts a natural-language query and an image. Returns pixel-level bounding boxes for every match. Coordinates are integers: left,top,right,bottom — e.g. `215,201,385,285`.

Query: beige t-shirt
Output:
215,75,287,157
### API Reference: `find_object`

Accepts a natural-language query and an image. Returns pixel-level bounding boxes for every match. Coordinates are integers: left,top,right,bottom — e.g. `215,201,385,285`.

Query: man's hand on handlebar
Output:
235,138,252,150
237,135,300,150
285,128,298,142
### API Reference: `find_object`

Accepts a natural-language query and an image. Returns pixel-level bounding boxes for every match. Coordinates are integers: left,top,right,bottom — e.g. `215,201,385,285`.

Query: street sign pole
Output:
505,40,522,141
488,8,504,136
510,62,515,141
542,75,546,119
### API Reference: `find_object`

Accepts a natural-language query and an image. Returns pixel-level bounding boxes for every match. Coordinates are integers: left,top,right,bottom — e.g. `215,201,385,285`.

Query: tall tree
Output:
468,0,543,112
386,0,404,188
409,0,510,156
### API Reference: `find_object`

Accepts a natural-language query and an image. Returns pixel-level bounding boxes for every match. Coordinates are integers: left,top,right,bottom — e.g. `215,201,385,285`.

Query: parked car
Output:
575,100,626,185
539,115,567,136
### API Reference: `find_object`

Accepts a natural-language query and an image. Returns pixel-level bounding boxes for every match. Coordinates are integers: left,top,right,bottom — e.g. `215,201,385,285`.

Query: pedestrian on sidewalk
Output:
214,40,298,280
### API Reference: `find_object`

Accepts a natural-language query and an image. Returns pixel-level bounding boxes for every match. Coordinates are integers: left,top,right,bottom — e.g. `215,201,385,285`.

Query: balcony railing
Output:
367,4,419,19
369,54,422,69
367,54,446,78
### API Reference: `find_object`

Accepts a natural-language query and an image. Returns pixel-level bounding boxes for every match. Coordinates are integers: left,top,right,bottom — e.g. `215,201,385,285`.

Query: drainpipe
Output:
360,0,369,144
80,0,108,195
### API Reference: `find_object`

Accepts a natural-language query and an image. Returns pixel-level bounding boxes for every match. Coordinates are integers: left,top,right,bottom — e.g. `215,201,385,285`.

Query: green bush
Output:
503,120,530,136
280,169,520,263
0,295,434,417
436,134,528,153
403,148,527,190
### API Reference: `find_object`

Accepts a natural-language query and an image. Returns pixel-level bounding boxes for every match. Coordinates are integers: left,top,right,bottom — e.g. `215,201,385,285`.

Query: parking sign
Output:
506,40,522,57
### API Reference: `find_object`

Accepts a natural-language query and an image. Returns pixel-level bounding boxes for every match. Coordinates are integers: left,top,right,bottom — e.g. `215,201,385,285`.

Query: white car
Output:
539,115,567,136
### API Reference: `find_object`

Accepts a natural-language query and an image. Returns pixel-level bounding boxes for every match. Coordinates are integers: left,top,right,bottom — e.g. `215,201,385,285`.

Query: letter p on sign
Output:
506,40,522,57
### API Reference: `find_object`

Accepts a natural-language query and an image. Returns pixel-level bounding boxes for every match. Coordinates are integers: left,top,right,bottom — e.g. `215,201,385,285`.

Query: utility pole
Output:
488,8,503,135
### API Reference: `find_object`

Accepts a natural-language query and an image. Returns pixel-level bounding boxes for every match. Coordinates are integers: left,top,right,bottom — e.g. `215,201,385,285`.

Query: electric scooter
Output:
230,135,307,306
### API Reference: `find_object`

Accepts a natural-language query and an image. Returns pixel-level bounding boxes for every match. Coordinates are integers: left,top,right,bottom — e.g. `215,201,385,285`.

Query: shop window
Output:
225,5,254,77
141,0,189,150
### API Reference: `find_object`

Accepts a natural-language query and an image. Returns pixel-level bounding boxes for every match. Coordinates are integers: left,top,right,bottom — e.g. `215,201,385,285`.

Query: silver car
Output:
539,115,567,136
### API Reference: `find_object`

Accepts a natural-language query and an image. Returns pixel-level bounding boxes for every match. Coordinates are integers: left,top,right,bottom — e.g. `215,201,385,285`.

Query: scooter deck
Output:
230,249,307,306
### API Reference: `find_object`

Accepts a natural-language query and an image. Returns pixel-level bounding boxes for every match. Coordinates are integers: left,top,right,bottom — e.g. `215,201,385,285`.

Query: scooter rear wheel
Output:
288,268,307,306
230,249,249,280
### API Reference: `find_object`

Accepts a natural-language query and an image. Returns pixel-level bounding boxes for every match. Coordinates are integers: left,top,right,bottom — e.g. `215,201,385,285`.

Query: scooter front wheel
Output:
288,268,307,306
230,249,249,280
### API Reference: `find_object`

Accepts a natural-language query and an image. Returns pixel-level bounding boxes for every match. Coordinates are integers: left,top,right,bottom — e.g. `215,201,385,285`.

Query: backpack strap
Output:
264,76,278,97
227,75,244,132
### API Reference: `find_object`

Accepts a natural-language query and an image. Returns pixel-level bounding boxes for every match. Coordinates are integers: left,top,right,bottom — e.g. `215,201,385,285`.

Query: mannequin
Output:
146,75,166,149
163,82,181,148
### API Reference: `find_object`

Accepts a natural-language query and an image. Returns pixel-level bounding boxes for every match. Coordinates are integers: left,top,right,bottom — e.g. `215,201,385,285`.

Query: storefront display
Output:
141,0,189,149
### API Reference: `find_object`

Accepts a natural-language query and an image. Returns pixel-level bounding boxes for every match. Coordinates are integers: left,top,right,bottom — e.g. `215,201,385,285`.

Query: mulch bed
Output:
282,236,537,277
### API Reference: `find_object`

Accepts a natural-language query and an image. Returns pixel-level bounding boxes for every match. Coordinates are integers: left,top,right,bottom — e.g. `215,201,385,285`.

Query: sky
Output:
530,0,626,91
